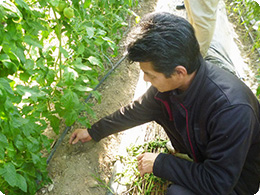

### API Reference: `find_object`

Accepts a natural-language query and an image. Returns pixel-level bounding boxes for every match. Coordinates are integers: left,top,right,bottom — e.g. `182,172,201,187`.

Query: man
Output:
69,12,260,194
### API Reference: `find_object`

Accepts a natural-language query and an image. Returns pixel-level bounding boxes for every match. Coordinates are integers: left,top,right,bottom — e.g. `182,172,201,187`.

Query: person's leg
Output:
166,184,196,195
184,0,219,57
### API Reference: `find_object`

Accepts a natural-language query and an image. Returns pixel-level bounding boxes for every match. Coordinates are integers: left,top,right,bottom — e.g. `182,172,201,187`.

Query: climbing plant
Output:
0,0,138,194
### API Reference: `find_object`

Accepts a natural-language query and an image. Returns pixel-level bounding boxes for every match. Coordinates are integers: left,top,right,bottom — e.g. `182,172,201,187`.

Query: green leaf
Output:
91,91,101,104
15,85,47,103
16,173,27,192
24,59,34,70
6,142,16,158
73,63,92,71
84,0,91,8
41,134,52,151
94,37,105,46
74,85,92,92
15,0,30,11
257,85,260,96
87,56,102,68
2,60,17,73
94,19,105,28
14,134,25,151
49,115,60,134
31,152,41,165
64,110,78,126
0,54,9,61
46,69,55,85
26,137,40,153
1,162,17,187
0,88,7,104
2,0,23,20
64,69,76,85
61,90,79,110
59,46,69,58
103,37,117,51
86,26,95,38
0,78,14,96
0,132,8,148
96,29,107,36
0,147,5,159
20,71,31,82
77,44,85,55
15,47,25,63
49,0,59,7
24,36,43,48
85,103,96,118
10,114,28,129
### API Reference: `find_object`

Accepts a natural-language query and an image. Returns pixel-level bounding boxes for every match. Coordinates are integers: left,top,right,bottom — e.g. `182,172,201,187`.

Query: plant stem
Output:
52,7,62,80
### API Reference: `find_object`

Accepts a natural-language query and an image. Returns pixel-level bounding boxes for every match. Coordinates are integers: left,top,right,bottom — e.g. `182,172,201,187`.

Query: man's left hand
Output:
137,152,159,177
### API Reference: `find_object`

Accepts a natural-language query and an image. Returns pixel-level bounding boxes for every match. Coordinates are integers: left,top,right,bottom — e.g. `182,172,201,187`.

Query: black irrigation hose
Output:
46,55,127,164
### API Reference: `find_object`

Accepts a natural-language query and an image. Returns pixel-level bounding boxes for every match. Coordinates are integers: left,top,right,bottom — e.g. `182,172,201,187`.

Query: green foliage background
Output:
0,0,138,194
227,0,260,97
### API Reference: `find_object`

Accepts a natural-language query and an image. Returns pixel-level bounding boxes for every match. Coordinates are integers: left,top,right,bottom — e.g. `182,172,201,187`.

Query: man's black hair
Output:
126,12,201,77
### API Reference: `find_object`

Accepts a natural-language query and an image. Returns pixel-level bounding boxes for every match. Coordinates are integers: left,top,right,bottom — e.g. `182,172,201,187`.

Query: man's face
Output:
139,62,182,93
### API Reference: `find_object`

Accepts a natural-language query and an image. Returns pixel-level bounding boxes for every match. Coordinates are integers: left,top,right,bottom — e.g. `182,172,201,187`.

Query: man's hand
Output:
69,128,92,144
137,152,159,177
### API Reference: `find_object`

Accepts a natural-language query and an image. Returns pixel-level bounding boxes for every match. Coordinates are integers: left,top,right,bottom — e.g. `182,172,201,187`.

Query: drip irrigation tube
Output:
46,55,127,164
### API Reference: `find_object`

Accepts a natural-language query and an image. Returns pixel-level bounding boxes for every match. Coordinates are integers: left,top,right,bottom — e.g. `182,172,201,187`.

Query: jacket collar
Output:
155,56,207,107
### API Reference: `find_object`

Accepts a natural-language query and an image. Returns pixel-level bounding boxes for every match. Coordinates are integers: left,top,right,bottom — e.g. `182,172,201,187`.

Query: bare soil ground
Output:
36,0,259,194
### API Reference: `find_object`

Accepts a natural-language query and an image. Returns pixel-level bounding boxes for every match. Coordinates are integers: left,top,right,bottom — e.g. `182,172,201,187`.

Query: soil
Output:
36,0,260,195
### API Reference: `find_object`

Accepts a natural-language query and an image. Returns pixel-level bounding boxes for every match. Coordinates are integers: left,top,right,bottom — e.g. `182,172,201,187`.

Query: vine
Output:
0,0,138,194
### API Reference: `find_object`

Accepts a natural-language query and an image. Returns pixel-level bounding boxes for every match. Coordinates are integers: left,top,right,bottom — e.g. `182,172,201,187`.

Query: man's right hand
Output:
69,128,92,144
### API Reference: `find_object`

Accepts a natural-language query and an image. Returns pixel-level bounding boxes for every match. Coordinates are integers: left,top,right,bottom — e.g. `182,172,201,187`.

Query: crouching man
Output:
70,12,260,195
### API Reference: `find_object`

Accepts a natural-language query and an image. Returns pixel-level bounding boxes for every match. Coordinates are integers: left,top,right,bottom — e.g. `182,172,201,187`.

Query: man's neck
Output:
178,71,197,92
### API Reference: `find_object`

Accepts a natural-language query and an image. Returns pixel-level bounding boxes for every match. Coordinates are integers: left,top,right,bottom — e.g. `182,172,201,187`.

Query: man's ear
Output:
174,66,188,77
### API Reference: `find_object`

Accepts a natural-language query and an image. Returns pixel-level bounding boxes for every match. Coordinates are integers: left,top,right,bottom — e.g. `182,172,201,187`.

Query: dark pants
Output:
166,184,196,195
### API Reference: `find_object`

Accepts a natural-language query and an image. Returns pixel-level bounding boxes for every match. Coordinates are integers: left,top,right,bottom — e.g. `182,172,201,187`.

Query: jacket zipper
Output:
155,95,197,162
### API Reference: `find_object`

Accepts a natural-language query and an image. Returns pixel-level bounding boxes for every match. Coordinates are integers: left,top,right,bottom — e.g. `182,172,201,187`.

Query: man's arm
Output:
87,86,162,142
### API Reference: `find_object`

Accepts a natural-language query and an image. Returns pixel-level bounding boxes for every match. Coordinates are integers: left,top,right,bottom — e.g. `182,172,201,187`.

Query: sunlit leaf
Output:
86,26,95,38
74,85,92,92
73,63,92,71
87,56,102,68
